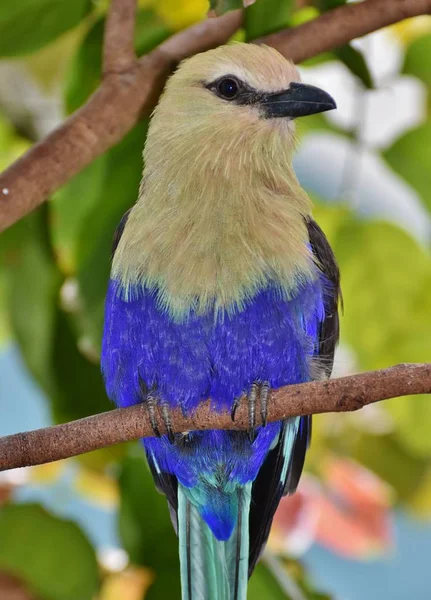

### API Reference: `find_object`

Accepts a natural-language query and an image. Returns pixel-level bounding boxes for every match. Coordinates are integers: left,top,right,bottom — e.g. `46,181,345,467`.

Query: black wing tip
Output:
111,208,132,258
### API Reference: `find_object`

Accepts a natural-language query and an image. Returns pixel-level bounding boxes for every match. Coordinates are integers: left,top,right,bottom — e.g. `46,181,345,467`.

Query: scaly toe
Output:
260,382,271,428
247,382,258,443
160,402,175,444
146,395,161,438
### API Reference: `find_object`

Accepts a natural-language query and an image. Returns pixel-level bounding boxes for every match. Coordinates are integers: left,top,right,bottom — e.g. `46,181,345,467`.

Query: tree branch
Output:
103,0,137,73
1,0,430,231
0,364,430,472
261,0,431,63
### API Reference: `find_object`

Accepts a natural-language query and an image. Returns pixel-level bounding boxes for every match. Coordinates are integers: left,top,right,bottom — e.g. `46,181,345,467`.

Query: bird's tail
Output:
178,482,252,600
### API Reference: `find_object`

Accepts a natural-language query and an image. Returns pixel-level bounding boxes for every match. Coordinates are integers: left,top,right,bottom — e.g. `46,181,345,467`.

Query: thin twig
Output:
1,0,431,231
0,364,429,472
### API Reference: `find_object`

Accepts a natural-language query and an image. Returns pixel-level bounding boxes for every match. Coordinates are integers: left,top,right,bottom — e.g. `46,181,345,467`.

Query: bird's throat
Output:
112,148,315,319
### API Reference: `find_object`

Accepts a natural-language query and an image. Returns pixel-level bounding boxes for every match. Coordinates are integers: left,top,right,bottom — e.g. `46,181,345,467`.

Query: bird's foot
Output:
146,395,175,444
231,381,271,443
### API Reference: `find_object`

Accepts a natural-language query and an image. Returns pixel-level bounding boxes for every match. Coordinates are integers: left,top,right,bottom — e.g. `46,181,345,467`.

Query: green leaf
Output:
76,121,148,349
210,0,244,16
388,394,431,459
354,434,428,503
290,6,320,27
245,0,293,40
330,216,431,372
334,44,373,88
314,0,346,9
383,120,431,212
1,209,61,394
65,10,170,114
52,157,107,274
134,9,171,54
50,309,111,423
0,208,113,429
64,18,105,115
315,204,431,461
402,33,431,90
0,504,99,600
248,562,286,599
0,0,92,57
118,449,181,599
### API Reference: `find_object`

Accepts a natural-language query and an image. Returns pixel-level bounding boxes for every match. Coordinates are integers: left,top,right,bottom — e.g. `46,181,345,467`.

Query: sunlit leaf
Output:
156,0,208,29
0,114,31,171
290,6,319,27
0,504,99,600
0,0,92,57
383,120,431,212
402,33,431,90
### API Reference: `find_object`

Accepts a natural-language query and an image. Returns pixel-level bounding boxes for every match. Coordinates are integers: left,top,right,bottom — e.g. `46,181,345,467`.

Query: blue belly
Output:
102,278,324,537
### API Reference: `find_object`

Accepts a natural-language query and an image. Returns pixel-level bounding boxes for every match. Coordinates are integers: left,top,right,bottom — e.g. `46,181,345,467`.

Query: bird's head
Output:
144,43,336,177
117,44,336,315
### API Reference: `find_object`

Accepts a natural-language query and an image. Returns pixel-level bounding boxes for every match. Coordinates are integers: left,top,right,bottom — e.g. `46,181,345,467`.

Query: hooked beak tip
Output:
262,82,337,119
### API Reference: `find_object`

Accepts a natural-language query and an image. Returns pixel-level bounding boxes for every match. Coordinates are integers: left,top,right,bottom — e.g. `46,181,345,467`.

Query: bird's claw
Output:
146,395,161,438
260,382,270,428
146,395,175,444
247,383,258,443
231,397,240,422
160,401,175,444
231,381,271,443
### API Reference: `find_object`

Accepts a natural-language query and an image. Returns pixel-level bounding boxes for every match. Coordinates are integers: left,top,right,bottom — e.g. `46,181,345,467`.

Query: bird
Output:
101,43,340,600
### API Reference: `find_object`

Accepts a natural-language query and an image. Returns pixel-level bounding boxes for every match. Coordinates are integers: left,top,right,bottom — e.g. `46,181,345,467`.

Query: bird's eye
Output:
216,77,240,100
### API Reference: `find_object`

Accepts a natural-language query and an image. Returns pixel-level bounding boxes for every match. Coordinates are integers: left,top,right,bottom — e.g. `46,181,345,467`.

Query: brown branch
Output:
0,364,430,472
103,0,137,73
1,0,430,231
0,9,242,232
261,0,431,64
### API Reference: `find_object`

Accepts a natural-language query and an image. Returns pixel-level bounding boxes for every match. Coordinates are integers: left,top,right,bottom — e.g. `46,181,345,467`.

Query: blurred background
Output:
0,0,430,598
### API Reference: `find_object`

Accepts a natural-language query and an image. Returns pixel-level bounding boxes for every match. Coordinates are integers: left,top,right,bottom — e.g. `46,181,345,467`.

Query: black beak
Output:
262,82,336,119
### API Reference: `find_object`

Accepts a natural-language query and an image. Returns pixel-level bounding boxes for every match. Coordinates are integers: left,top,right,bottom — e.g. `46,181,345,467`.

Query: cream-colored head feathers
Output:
113,43,316,319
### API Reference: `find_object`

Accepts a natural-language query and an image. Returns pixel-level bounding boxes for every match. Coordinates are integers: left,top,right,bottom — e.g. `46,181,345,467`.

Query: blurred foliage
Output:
0,1,430,599
402,32,431,91
0,0,92,57
209,0,242,16
118,450,181,599
384,121,431,212
0,504,99,600
245,0,294,39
